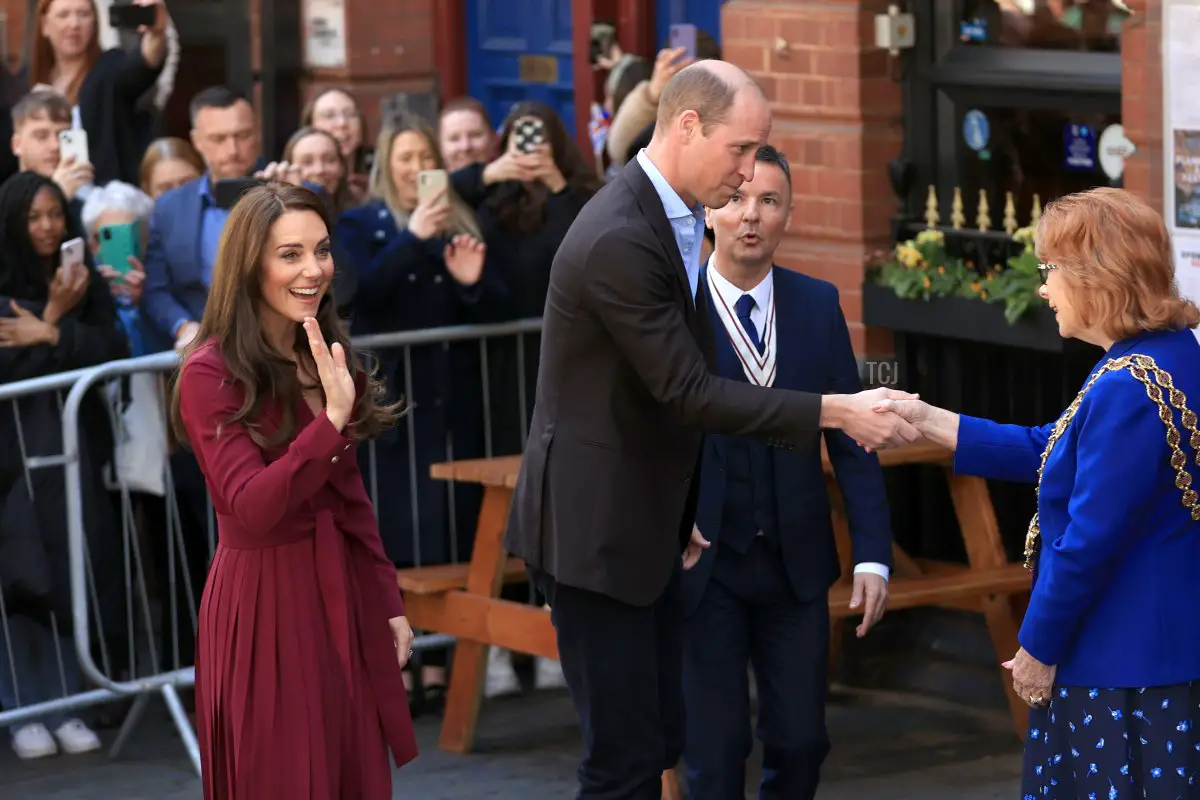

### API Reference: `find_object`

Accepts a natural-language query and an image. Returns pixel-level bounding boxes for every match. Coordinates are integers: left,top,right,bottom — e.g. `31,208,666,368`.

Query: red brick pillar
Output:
1120,0,1163,214
302,0,439,149
721,0,901,358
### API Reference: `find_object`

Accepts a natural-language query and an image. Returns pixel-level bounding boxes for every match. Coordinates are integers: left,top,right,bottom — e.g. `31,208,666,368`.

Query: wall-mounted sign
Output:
1098,124,1135,181
519,55,560,85
963,109,990,152
302,0,347,69
1063,123,1097,171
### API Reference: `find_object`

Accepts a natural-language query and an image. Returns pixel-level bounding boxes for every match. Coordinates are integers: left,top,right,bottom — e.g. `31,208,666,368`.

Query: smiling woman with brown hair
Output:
171,182,417,798
874,187,1200,799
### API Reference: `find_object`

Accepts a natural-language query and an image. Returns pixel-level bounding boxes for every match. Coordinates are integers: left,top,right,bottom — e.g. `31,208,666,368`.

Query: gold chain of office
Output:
1024,354,1200,571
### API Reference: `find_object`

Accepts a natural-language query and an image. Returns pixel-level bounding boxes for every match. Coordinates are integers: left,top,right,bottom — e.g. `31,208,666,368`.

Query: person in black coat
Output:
23,0,168,186
0,172,127,759
475,101,602,457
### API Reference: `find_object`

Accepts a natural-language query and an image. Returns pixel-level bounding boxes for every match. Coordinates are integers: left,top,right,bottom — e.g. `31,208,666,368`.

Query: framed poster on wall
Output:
1164,0,1200,340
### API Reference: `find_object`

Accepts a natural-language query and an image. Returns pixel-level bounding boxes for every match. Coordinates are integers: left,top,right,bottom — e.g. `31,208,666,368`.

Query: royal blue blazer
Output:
954,328,1200,688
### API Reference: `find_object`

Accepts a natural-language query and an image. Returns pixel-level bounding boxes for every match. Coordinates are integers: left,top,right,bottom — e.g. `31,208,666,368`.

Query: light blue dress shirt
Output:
635,149,705,303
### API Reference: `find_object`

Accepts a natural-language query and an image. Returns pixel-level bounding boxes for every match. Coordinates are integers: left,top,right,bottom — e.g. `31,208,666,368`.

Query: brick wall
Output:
301,0,438,154
721,0,901,358
1121,0,1163,214
722,0,1165,357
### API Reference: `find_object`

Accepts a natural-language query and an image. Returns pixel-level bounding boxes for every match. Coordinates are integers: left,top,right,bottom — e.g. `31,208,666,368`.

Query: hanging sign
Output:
1098,124,1135,180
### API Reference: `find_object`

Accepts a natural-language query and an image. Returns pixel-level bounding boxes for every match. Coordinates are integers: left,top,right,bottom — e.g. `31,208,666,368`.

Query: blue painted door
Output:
465,0,576,137
656,0,724,50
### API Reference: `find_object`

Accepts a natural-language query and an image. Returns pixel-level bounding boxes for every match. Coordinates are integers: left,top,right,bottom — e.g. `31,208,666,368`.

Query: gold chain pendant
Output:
1023,354,1200,571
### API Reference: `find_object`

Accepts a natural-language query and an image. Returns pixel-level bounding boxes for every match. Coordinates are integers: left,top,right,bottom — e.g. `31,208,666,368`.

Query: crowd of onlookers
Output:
0,0,718,763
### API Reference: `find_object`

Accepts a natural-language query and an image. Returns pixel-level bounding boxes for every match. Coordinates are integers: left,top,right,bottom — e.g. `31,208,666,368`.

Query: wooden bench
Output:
397,557,528,595
404,442,1032,800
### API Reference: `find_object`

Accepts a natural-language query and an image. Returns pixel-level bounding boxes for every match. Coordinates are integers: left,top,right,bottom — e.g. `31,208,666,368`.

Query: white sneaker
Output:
484,647,521,698
534,657,567,690
53,719,100,755
12,723,57,759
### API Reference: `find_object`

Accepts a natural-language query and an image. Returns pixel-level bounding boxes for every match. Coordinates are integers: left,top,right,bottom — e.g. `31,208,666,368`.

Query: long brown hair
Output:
30,0,103,105
170,183,400,449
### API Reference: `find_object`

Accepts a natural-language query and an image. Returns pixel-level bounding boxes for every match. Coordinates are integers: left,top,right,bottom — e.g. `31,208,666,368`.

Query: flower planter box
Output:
862,282,1070,353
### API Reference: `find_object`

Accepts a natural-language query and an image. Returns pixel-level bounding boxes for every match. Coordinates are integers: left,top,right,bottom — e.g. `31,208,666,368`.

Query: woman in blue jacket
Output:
875,187,1200,798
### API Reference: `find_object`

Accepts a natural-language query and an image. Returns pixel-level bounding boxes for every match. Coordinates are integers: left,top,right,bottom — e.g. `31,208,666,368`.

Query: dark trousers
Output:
682,538,831,800
533,567,685,800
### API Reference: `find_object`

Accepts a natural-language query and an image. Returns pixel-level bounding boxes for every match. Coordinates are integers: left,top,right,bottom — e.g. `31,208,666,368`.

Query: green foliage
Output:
866,226,1044,324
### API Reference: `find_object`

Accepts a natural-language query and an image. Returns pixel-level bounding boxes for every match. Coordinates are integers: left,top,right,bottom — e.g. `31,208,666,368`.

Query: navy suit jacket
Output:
141,177,208,352
682,265,894,616
955,327,1200,688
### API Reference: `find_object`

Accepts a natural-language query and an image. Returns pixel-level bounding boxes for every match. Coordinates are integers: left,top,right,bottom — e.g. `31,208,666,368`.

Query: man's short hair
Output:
754,145,792,194
189,86,250,126
11,90,71,128
655,66,742,135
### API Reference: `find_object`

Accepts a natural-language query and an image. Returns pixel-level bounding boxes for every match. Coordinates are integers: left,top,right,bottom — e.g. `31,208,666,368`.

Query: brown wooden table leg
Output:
661,767,683,799
946,472,1029,739
437,485,515,753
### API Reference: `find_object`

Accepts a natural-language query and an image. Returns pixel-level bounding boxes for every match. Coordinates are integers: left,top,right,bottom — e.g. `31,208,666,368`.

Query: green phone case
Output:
98,221,141,275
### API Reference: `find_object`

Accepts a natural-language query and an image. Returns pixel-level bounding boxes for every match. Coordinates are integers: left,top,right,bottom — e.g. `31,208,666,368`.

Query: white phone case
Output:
60,237,85,276
59,129,90,165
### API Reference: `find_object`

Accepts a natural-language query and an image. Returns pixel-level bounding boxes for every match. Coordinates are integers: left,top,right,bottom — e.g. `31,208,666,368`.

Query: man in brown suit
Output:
504,60,916,799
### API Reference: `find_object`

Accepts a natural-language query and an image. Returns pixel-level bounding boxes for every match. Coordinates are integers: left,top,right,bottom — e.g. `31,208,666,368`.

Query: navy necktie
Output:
734,294,763,354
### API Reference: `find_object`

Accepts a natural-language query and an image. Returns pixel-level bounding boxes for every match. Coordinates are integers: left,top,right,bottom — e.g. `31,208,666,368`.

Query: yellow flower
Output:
937,266,945,275
896,245,922,268
923,276,932,289
915,229,944,247
980,290,989,300
970,282,981,292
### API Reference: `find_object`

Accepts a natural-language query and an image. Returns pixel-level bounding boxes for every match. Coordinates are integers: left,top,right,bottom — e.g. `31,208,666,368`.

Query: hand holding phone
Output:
669,24,698,59
60,237,86,276
417,169,450,210
512,117,546,155
108,1,157,29
98,222,142,277
59,129,90,165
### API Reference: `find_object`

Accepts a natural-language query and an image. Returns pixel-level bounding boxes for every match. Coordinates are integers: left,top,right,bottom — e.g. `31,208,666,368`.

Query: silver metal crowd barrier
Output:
0,318,542,777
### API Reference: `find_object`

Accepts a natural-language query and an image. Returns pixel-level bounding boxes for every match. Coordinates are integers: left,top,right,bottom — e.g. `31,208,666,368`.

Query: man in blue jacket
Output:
680,144,894,800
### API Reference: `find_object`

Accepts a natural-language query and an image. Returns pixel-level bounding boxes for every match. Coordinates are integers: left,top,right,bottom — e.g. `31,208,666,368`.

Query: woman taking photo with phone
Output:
0,171,127,759
171,183,417,797
335,113,498,712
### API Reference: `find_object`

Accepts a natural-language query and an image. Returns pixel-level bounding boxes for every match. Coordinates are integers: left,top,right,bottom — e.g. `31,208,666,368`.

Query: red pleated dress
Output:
179,343,418,799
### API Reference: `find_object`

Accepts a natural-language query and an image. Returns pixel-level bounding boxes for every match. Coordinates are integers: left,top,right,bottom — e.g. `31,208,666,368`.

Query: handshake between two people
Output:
825,386,928,452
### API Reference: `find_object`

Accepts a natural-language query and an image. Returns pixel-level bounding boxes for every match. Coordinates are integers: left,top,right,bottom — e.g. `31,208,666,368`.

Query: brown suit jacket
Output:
503,159,823,606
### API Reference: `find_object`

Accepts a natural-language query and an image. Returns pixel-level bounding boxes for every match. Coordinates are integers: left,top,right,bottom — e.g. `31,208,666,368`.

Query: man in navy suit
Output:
680,145,894,800
142,85,262,353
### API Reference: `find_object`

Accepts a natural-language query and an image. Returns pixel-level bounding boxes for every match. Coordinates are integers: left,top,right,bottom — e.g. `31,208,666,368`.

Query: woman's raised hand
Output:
303,317,356,432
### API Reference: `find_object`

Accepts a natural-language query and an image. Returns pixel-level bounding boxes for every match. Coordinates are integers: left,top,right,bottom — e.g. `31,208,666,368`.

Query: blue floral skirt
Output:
1021,682,1200,798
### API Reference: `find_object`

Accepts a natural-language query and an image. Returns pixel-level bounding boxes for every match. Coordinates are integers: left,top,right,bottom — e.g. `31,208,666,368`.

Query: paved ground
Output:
0,684,1024,798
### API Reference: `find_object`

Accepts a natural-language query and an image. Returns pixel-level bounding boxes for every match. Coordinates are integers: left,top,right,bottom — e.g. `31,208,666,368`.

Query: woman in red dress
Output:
169,182,418,798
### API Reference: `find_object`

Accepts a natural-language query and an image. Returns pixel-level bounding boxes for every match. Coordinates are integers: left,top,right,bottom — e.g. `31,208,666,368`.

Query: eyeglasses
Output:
1037,262,1059,284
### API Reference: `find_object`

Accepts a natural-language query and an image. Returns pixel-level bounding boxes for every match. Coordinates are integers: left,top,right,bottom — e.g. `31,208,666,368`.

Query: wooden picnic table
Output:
399,441,1032,798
